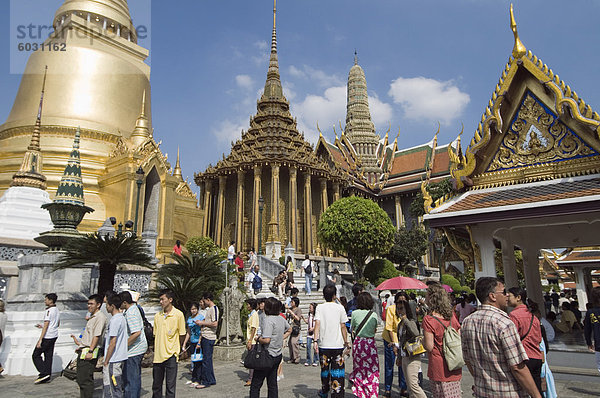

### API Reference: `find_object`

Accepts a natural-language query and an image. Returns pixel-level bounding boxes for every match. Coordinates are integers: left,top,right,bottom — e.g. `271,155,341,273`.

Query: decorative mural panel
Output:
0,246,44,261
487,91,598,172
114,272,152,295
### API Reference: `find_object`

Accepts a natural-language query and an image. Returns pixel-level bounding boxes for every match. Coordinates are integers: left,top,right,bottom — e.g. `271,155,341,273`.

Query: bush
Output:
441,274,472,295
185,236,226,259
364,258,401,287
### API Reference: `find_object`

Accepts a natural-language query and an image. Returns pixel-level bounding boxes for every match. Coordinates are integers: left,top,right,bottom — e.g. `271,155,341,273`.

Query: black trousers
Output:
152,355,178,398
318,348,345,397
76,355,98,398
526,358,543,394
32,337,57,377
249,354,282,398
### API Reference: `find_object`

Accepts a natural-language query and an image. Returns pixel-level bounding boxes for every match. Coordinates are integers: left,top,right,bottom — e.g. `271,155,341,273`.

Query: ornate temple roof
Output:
425,4,600,219
195,1,346,183
54,127,85,206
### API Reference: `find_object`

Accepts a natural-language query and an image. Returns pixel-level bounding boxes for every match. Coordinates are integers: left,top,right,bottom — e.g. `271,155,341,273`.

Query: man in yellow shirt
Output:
382,292,408,397
152,290,186,398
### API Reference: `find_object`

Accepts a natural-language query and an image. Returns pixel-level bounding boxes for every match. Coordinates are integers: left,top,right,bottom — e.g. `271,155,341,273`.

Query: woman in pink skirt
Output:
350,292,380,397
422,283,463,397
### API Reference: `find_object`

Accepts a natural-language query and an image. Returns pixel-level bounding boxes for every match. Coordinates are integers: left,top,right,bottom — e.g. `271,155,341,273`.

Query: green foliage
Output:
149,253,225,315
410,178,453,218
542,284,560,293
185,236,226,259
317,196,395,279
386,223,430,271
364,258,400,287
441,273,473,295
279,256,285,266
54,233,154,294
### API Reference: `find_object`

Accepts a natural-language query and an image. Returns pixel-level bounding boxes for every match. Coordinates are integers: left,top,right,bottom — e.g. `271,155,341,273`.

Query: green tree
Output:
410,178,453,218
149,253,225,314
185,236,226,259
363,258,405,287
54,233,155,295
317,196,395,280
386,224,430,272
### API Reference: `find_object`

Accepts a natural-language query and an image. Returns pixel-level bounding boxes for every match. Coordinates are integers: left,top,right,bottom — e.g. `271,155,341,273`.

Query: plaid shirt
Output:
461,305,529,397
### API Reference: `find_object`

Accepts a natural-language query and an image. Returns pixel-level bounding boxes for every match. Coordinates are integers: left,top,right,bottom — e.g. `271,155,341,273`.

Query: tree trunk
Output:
97,262,117,296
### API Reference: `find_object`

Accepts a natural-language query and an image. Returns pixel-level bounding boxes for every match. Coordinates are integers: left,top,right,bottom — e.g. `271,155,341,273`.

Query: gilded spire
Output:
11,66,48,190
53,127,85,206
510,3,526,58
130,90,150,147
261,0,284,99
173,147,183,180
354,50,358,65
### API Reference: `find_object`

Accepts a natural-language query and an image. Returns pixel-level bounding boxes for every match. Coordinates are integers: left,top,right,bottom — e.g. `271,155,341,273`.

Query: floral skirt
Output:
430,380,462,398
351,337,380,398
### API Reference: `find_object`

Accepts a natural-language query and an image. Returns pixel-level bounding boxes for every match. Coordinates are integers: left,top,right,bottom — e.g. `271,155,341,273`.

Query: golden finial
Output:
510,4,526,58
140,89,146,117
173,147,182,180
271,0,277,53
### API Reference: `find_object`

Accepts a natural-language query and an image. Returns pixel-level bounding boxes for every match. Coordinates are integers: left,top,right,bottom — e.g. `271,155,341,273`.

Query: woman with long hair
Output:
397,298,427,398
422,283,462,397
304,303,319,366
507,287,544,395
350,292,380,397
250,297,292,398
286,256,295,285
182,302,204,387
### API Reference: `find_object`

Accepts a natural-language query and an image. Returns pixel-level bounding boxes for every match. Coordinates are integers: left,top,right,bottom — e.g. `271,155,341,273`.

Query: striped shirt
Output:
124,304,148,357
461,305,529,398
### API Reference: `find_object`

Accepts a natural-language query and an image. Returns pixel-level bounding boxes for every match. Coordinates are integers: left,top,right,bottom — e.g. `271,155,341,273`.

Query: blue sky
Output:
1,1,600,192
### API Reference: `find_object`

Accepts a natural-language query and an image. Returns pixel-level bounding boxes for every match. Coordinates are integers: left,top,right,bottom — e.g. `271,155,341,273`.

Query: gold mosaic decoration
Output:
487,93,596,171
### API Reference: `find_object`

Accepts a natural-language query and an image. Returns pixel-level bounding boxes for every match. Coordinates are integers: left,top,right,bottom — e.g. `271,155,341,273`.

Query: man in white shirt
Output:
228,241,236,264
302,254,313,295
314,284,350,397
33,293,60,384
103,293,129,397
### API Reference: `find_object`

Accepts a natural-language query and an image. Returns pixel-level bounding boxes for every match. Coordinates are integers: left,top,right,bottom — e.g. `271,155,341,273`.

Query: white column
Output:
522,246,545,315
574,267,589,312
499,238,519,289
471,226,497,280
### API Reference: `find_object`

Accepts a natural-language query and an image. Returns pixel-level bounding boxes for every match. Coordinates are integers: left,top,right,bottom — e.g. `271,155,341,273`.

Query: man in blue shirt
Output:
103,293,128,398
120,291,148,398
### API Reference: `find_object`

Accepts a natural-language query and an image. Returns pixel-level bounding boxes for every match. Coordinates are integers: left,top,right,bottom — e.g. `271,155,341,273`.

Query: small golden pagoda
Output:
194,1,346,254
0,0,202,259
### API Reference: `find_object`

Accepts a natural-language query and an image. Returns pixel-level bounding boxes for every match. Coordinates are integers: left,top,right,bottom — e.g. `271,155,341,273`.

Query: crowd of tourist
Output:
1,248,599,398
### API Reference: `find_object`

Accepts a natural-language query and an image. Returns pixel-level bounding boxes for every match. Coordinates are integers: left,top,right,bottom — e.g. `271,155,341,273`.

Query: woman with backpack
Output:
507,287,543,395
396,297,427,398
422,283,462,398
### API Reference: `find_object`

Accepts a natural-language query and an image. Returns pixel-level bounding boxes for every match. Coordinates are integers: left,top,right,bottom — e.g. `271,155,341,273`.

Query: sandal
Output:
195,384,207,389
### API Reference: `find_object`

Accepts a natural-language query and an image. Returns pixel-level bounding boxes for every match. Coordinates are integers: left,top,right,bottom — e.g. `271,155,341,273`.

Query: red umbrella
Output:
442,284,453,293
375,276,428,291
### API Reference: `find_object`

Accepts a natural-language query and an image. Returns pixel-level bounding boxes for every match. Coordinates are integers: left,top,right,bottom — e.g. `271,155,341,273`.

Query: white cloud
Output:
368,93,393,127
287,65,343,88
254,40,268,51
292,85,394,145
235,74,254,90
388,77,470,125
211,119,246,146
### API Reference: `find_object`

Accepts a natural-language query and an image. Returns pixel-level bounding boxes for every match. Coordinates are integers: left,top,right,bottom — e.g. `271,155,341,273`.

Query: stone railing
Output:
257,255,285,281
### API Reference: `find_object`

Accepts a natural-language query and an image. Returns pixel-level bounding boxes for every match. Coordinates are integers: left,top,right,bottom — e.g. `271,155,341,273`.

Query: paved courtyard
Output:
1,341,599,397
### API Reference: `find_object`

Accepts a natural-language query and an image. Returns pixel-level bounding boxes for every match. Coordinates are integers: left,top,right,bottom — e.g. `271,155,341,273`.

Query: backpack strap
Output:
432,315,449,330
520,313,534,341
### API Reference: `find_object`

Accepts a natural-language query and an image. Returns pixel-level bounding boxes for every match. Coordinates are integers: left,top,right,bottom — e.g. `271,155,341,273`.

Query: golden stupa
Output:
0,0,202,259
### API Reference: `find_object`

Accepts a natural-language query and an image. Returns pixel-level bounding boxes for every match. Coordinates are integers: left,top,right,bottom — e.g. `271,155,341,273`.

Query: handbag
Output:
291,325,300,337
404,335,426,356
243,344,275,370
191,346,203,362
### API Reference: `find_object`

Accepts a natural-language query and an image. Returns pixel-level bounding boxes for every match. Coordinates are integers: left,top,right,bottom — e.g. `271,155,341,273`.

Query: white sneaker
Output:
186,381,193,385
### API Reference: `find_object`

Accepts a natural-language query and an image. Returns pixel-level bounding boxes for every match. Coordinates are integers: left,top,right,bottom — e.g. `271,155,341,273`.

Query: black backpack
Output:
305,261,312,275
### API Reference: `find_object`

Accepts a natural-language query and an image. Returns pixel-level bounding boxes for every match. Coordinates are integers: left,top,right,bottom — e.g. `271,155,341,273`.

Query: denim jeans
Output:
305,273,313,294
383,340,406,392
124,353,144,398
200,338,216,386
305,336,318,364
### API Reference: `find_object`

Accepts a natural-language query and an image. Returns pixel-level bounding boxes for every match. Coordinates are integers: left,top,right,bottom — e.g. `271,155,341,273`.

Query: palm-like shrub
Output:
149,253,225,314
54,233,155,295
